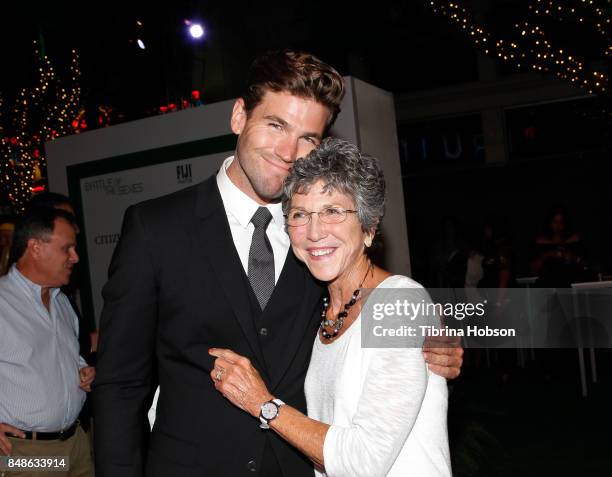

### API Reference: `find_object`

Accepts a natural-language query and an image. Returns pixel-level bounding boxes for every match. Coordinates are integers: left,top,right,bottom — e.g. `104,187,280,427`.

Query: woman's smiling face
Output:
287,180,370,284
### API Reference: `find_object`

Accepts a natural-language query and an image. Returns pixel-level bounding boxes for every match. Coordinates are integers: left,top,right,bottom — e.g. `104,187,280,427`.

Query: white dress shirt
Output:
0,265,87,431
216,156,290,283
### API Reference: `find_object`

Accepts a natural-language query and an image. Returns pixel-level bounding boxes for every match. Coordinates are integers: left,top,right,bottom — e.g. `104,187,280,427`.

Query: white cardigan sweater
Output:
305,275,452,477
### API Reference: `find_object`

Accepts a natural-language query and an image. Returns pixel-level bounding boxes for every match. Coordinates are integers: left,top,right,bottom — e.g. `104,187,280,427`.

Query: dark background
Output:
1,1,611,475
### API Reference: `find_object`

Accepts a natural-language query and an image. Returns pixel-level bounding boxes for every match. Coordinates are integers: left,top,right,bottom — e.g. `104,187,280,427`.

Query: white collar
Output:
216,156,285,231
9,264,61,300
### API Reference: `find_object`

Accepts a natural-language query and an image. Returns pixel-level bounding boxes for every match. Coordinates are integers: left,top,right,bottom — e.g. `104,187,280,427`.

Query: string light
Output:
528,0,611,44
428,0,610,95
0,41,82,212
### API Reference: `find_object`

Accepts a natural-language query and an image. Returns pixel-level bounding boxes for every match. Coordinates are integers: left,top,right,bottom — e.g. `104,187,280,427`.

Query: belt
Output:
21,421,79,441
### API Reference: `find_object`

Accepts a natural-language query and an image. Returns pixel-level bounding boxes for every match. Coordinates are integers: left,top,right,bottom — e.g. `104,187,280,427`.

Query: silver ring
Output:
215,368,224,381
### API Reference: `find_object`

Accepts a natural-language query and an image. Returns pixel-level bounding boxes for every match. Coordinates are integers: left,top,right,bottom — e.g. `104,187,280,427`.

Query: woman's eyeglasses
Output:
284,207,358,227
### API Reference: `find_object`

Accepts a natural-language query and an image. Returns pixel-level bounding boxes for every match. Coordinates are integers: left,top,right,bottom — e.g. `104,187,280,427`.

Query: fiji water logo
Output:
176,164,193,184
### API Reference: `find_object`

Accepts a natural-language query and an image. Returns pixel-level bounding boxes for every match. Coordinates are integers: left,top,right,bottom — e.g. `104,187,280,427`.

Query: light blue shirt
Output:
0,265,86,431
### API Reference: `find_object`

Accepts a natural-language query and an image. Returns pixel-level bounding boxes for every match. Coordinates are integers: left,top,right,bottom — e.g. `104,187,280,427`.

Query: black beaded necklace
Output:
320,261,373,340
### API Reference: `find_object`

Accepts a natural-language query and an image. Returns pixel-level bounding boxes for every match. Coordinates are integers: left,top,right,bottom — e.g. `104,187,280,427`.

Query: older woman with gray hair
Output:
210,138,451,476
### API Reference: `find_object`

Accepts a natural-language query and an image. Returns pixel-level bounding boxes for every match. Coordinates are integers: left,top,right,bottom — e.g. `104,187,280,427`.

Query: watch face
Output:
261,402,278,420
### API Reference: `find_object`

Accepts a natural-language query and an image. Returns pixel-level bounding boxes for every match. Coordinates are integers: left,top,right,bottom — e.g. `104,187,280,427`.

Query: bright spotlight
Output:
188,23,205,39
137,39,146,50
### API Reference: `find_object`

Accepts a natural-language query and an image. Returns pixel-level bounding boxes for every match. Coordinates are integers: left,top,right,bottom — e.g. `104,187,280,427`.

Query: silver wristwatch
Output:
259,398,285,429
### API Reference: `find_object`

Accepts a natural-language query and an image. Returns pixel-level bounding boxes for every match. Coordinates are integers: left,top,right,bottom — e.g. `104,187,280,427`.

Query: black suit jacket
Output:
94,176,324,477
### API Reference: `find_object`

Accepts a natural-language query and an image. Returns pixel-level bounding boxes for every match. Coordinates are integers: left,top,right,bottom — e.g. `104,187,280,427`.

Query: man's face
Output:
34,218,79,287
227,91,330,204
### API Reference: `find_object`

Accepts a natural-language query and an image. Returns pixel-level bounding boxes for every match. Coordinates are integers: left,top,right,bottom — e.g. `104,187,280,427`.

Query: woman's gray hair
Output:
282,137,386,233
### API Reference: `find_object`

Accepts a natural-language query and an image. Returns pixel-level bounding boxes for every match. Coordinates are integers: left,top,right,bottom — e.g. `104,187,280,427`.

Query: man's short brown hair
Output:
242,50,345,128
11,207,76,262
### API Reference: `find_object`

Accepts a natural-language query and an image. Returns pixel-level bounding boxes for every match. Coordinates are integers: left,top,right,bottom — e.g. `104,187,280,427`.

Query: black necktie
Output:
248,207,275,310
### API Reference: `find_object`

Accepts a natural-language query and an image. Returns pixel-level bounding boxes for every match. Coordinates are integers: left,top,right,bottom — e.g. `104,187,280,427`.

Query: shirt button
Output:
259,327,268,337
247,460,257,472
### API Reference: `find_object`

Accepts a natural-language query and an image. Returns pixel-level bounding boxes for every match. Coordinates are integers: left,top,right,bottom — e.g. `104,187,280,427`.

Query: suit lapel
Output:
263,250,324,391
192,177,268,375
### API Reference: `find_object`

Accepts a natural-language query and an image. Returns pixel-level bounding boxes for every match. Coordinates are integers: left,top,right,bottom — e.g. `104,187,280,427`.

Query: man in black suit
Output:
93,50,463,477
